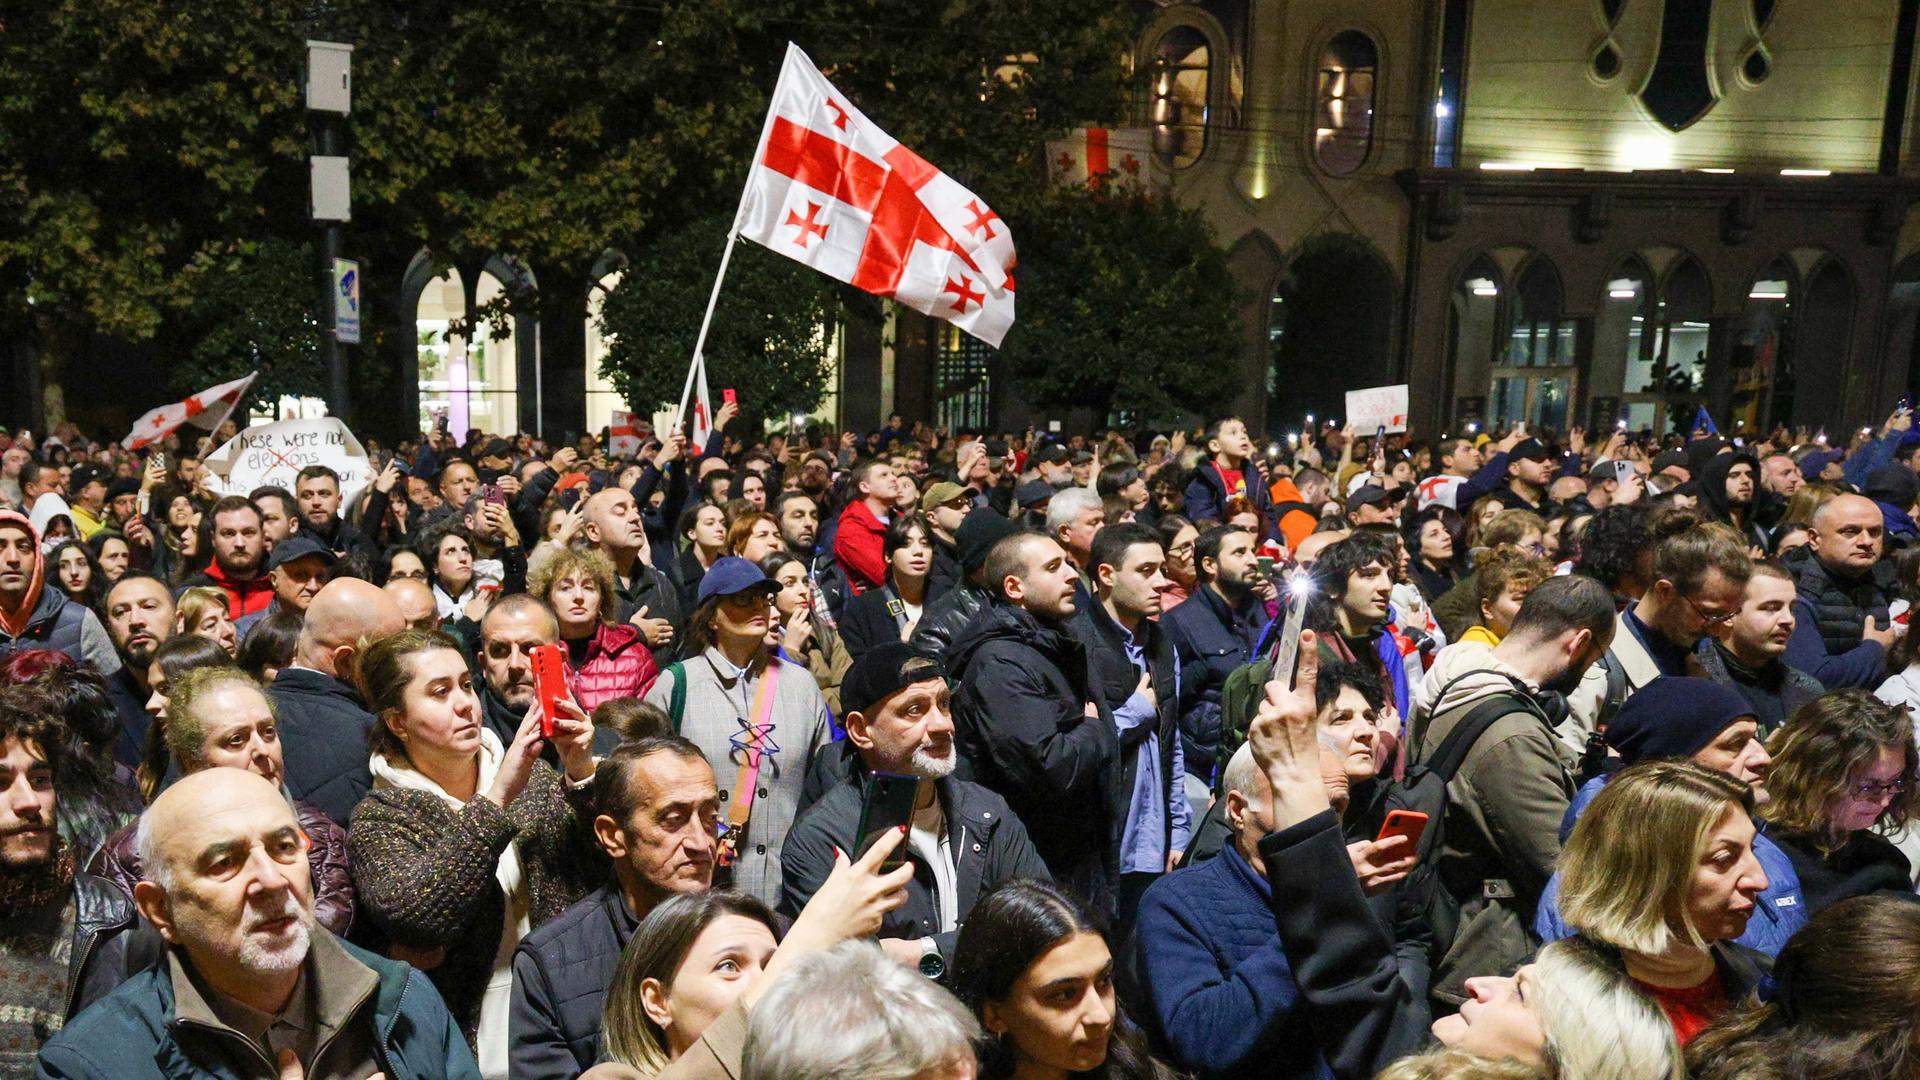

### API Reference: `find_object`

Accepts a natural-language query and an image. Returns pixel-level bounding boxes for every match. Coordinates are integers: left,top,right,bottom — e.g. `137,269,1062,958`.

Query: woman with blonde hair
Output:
1761,690,1919,913
173,584,237,656
528,545,659,712
1557,760,1772,1044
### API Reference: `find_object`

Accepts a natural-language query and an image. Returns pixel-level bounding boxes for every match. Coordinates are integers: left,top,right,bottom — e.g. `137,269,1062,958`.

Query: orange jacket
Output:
1268,477,1319,551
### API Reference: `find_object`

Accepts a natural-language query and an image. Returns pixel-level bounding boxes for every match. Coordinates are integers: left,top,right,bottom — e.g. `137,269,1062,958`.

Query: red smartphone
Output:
723,387,738,406
530,643,568,738
1376,809,1429,852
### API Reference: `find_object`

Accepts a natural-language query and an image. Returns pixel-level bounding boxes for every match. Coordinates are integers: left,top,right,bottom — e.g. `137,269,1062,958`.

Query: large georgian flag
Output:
736,44,1017,347
122,373,257,452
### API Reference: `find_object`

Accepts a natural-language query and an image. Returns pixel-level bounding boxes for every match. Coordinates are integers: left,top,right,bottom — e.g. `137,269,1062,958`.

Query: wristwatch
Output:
917,938,946,980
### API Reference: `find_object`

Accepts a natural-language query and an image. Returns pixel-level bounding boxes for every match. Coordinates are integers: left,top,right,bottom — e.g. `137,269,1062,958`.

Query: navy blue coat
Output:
269,667,377,825
1163,584,1265,781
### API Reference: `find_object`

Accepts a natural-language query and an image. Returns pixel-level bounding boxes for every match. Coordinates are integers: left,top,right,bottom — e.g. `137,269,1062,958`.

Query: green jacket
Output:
36,932,481,1080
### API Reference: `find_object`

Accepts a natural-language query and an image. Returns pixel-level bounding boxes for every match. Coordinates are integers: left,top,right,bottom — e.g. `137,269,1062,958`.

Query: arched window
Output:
1491,259,1577,432
1446,255,1502,426
1150,27,1210,169
414,265,520,438
1314,31,1378,176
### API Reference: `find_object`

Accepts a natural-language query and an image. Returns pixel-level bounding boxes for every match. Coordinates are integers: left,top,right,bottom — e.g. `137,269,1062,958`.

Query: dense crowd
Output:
4,400,1920,1080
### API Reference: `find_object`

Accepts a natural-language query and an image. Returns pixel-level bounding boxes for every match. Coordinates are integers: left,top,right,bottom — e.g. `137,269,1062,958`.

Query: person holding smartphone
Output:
777,643,1048,981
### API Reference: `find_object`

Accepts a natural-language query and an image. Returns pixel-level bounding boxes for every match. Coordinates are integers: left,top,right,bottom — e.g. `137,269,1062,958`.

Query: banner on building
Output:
1046,127,1154,188
1345,384,1410,434
333,259,361,345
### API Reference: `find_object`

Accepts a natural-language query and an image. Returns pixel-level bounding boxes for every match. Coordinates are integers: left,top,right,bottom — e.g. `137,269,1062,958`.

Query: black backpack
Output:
1399,684,1559,956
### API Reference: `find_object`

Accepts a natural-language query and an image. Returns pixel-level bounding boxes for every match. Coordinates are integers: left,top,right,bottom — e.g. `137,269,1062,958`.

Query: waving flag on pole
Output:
122,373,257,452
734,43,1017,347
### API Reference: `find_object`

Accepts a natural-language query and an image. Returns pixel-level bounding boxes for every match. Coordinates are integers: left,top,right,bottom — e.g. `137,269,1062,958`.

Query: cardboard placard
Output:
1345,384,1409,434
204,417,371,504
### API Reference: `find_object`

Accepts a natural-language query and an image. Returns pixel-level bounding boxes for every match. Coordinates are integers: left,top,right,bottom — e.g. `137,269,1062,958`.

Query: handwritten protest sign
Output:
1345,384,1410,434
203,417,372,504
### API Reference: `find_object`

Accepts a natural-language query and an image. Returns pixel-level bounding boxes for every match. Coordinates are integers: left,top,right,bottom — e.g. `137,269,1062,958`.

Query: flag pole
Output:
676,229,739,424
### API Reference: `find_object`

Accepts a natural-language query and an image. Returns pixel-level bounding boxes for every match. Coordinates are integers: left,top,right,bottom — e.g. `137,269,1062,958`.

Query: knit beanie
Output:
1604,676,1755,763
954,508,1022,574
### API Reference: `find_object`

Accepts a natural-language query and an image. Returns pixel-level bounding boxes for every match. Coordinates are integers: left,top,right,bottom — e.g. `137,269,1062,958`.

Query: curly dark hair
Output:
1572,503,1652,593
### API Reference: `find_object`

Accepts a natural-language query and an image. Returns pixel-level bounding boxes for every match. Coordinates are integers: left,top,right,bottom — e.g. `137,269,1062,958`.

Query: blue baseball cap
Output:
696,556,779,604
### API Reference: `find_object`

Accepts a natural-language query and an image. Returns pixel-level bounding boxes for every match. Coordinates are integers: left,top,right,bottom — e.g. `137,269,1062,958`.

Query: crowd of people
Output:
5,398,1920,1079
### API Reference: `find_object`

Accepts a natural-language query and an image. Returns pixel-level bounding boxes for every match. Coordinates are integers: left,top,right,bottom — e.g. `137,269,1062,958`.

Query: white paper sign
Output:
204,417,371,504
1344,384,1410,434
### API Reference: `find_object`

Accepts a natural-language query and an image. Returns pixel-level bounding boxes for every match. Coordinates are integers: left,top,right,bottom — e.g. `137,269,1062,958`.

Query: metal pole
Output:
534,319,544,439
317,119,349,422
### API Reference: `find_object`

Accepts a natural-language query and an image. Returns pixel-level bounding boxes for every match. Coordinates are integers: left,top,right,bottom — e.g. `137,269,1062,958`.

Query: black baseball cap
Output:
1015,480,1056,509
267,535,337,572
1509,438,1552,462
1036,443,1070,466
841,643,948,716
1347,485,1395,512
69,464,109,492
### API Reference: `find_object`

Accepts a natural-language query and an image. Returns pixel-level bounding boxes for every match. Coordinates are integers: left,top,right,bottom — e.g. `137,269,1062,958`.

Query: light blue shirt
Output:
1115,625,1194,874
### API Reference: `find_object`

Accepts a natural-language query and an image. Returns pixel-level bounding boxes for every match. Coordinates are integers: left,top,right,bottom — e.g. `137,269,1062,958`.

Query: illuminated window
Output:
1314,31,1378,176
1150,27,1210,170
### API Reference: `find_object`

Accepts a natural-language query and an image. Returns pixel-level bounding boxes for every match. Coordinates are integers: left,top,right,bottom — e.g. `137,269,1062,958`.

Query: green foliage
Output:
596,213,840,417
175,238,328,402
999,181,1244,424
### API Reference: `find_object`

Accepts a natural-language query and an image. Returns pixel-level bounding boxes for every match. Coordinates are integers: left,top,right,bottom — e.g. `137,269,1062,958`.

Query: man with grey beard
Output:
777,643,1049,979
37,768,479,1080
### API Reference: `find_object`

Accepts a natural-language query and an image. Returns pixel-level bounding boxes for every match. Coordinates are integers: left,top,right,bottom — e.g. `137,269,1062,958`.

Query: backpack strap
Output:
1425,693,1533,783
666,661,687,733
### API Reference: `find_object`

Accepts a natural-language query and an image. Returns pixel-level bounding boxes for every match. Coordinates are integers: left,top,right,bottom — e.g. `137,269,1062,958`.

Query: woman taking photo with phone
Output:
840,513,935,659
529,545,660,712
348,628,603,1076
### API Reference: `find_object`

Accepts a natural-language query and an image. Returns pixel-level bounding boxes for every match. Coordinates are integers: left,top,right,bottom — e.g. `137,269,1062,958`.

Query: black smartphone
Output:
854,772,920,871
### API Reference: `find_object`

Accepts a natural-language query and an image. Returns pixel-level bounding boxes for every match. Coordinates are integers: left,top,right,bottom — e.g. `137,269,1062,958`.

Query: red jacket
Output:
833,499,890,595
569,621,661,714
181,560,275,620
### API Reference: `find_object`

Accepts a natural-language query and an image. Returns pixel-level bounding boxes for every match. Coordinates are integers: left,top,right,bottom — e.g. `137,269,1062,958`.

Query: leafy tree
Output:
596,212,840,419
998,180,1243,424
174,238,330,404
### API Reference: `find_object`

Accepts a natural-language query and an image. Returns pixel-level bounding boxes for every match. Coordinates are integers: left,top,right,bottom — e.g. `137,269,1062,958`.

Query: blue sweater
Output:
1135,844,1332,1080
1536,774,1808,956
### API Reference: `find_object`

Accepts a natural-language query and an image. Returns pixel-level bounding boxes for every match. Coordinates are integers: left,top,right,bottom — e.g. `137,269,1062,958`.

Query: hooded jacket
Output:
949,601,1118,909
1696,452,1768,551
1407,640,1576,1005
177,557,275,621
0,510,120,673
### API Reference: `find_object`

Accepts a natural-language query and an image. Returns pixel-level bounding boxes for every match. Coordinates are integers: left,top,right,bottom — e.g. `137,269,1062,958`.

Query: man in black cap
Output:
236,535,336,639
910,508,1022,659
1346,484,1399,526
780,642,1048,978
1863,462,1920,549
1585,458,1644,511
66,463,111,539
1494,438,1555,512
1649,448,1693,493
1033,443,1075,490
1013,478,1056,530
104,476,142,531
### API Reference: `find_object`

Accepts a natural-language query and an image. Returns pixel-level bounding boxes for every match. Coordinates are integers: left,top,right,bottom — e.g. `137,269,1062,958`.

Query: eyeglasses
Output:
1851,778,1909,799
1681,592,1738,628
1166,541,1196,557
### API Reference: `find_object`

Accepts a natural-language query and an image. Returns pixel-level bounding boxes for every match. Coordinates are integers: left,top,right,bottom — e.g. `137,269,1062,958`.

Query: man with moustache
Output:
510,734,722,1079
0,690,148,1076
779,645,1047,979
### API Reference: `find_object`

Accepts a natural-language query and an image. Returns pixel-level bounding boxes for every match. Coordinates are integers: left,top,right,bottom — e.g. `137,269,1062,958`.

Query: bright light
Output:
1472,286,1499,297
1749,288,1788,300
1699,167,1735,174
1613,132,1673,171
1781,168,1831,177
1609,289,1637,299
1287,573,1315,599
1479,162,1536,171
1434,99,1451,119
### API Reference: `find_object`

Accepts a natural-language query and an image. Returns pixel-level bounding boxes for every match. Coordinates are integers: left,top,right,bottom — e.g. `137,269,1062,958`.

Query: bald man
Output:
267,578,408,823
582,487,681,650
40,770,480,1080
384,576,441,631
1785,493,1901,689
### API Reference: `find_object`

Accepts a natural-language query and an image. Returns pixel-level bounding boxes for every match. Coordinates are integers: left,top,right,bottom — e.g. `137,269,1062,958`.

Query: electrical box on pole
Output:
307,40,353,421
306,41,352,114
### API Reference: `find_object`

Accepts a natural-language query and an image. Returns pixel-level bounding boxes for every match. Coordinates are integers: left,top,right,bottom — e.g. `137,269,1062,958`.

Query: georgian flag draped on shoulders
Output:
736,43,1016,347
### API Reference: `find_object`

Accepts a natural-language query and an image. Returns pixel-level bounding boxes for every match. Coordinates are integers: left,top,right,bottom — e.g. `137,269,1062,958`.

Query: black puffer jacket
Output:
949,601,1118,914
1795,551,1895,658
910,580,990,660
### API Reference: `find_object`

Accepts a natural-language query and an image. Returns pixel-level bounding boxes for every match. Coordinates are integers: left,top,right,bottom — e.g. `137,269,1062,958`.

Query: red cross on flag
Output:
735,44,1017,347
122,373,257,452
1046,127,1153,188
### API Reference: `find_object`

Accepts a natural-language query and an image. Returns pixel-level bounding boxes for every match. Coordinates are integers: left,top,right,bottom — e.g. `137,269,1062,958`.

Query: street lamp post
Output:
306,41,353,422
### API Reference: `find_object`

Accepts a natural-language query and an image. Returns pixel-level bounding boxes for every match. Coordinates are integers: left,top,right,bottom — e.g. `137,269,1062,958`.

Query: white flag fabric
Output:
734,43,1017,347
122,373,257,452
